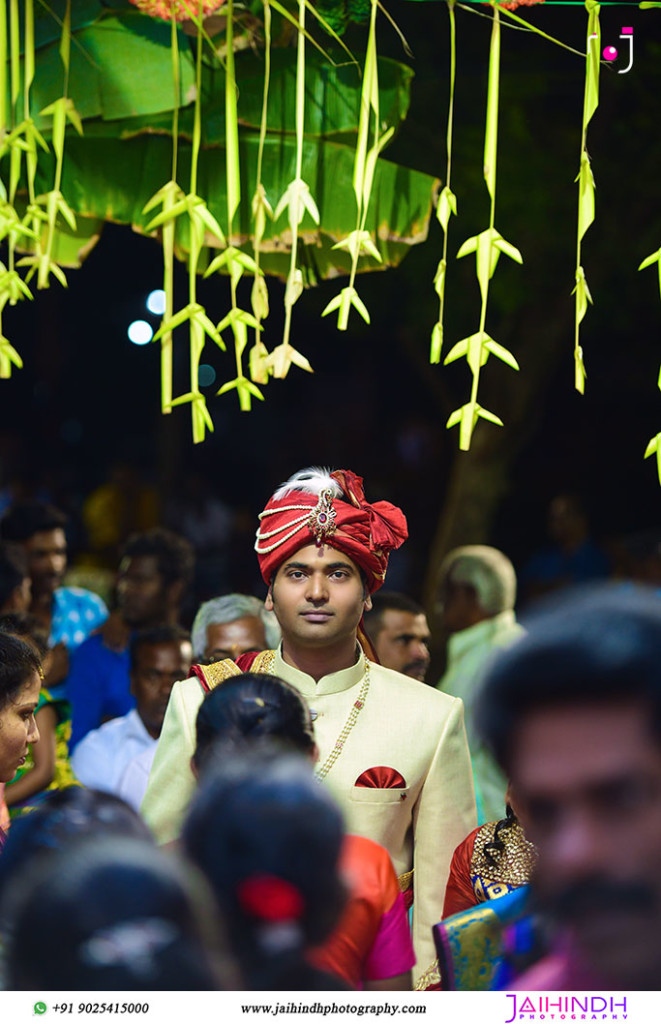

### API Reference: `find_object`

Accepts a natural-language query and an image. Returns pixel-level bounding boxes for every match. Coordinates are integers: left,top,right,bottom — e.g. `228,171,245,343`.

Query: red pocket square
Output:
355,766,407,789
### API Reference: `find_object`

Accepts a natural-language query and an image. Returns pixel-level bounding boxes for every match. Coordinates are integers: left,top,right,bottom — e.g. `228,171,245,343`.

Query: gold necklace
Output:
313,660,370,781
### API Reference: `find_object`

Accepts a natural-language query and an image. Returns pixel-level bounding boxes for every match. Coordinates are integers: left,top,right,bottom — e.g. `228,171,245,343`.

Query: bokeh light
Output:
127,320,154,345
146,289,167,315
199,364,217,387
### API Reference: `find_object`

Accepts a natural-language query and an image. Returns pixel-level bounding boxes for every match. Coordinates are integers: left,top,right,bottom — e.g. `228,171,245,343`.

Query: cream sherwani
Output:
141,647,477,983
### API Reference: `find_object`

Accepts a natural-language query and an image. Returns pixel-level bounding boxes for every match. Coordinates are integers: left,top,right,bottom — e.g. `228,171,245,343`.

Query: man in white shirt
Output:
72,624,192,795
436,545,524,824
116,744,157,811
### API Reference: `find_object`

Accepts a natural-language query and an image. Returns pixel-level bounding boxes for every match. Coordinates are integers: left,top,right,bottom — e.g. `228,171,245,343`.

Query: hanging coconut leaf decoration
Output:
3,0,661,492
1,0,437,442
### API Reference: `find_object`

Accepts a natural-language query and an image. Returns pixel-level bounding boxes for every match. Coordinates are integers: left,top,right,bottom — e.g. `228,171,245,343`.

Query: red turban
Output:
255,469,408,593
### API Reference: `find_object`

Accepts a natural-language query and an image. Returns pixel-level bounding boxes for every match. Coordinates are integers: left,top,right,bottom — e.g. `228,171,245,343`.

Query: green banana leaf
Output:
32,0,105,50
27,15,412,139
25,14,197,123
204,49,414,139
11,127,436,278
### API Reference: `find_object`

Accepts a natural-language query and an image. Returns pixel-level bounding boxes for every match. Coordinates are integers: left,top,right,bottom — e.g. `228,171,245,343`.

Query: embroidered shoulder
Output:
196,659,242,691
195,650,277,692
250,649,277,674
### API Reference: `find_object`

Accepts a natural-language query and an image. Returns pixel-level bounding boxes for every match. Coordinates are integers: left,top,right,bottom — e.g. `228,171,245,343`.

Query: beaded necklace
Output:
313,660,370,781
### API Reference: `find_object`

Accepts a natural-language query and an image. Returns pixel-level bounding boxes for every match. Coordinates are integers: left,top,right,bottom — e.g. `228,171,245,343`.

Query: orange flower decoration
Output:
128,0,225,21
495,0,545,8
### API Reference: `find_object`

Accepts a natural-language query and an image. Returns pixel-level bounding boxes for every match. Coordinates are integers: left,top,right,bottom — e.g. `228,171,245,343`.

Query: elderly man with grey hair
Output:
436,545,524,825
191,593,280,664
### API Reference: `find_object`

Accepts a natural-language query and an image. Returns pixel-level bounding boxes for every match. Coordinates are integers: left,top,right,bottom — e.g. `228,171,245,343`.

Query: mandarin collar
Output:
274,644,366,697
447,609,517,662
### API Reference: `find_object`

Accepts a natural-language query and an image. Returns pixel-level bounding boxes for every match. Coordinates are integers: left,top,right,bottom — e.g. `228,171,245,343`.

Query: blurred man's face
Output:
24,528,67,597
511,701,661,988
439,581,483,634
372,609,431,682
131,640,193,739
116,556,168,628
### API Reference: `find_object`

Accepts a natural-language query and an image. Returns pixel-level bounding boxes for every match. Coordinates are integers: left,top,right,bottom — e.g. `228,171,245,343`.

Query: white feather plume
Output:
272,466,344,502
